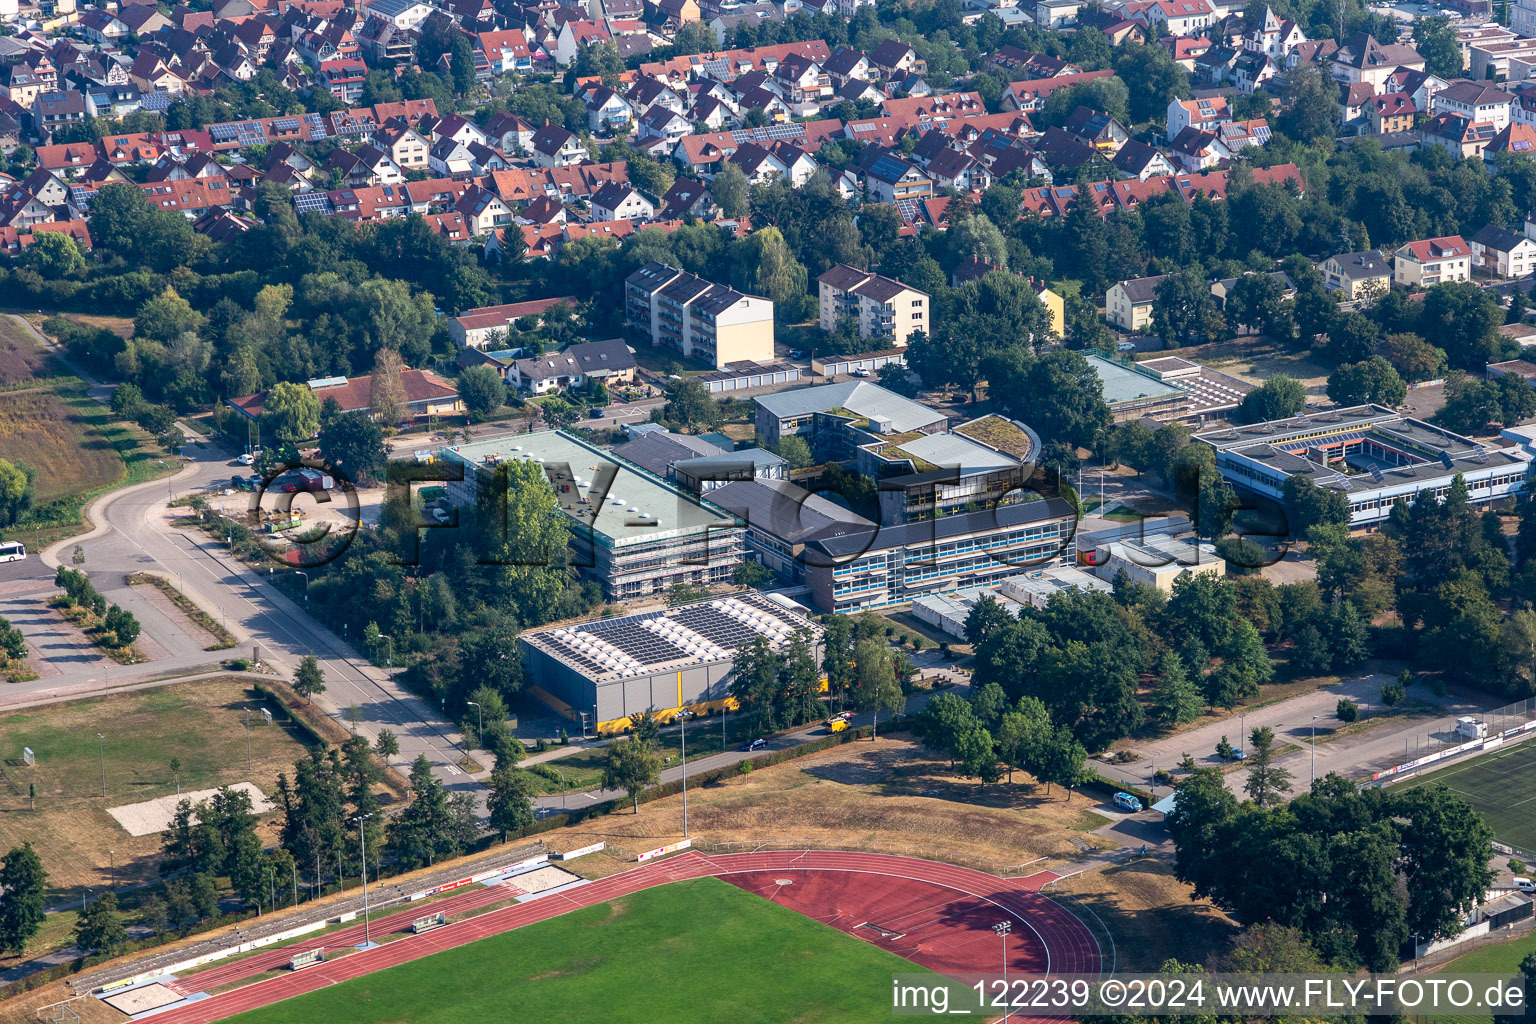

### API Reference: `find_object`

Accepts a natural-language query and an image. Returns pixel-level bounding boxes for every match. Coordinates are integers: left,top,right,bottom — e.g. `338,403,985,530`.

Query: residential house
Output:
1331,32,1425,89
582,85,632,132
817,264,930,347
1393,235,1472,287
1367,93,1415,134
862,151,932,203
1469,224,1536,278
1168,127,1232,170
448,296,580,349
530,123,590,167
589,181,655,222
867,39,924,80
1434,80,1513,132
1111,138,1176,180
1166,95,1231,141
229,371,463,426
428,136,476,177
510,339,638,394
1120,0,1215,36
1421,113,1498,158
1001,69,1116,113
1107,275,1166,331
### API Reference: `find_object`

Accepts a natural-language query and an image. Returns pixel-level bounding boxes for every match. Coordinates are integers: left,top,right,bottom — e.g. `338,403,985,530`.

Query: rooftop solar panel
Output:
293,192,333,214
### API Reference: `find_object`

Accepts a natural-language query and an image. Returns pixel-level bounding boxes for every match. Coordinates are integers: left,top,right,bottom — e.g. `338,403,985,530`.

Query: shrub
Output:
1336,698,1360,723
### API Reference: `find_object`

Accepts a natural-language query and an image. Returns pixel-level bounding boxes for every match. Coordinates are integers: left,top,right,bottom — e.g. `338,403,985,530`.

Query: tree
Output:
1392,785,1496,940
1153,270,1225,347
1243,726,1293,807
602,736,661,812
662,378,723,432
264,382,321,444
0,843,48,953
1036,725,1088,799
370,348,408,425
1378,333,1445,383
1114,43,1190,123
486,764,536,840
319,399,388,484
731,560,773,589
134,287,204,344
1020,350,1111,450
293,655,326,703
23,231,85,278
711,164,750,219
0,458,36,528
104,605,141,647
1493,951,1536,1024
773,434,814,469
1327,356,1407,408
949,214,1009,270
1278,64,1341,144
1153,651,1204,727
75,892,127,956
386,755,460,868
1336,698,1360,723
458,365,506,421
854,636,904,740
1421,282,1502,370
1238,375,1306,423
914,692,980,767
1414,14,1463,77
995,697,1050,784
1283,474,1352,538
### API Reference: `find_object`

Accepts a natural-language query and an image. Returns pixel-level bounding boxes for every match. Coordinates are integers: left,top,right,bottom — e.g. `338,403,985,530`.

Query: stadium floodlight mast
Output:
678,709,693,839
994,920,1012,1023
354,813,374,948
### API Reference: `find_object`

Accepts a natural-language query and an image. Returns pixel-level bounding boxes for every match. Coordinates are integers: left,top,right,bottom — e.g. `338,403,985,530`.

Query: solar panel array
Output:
293,191,333,214
209,123,241,143
69,185,97,208
528,594,813,682
729,123,805,144
303,113,328,139
894,197,920,223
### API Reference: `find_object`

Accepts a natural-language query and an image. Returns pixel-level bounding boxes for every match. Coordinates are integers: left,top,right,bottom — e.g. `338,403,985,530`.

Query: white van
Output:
0,541,25,563
1514,877,1536,894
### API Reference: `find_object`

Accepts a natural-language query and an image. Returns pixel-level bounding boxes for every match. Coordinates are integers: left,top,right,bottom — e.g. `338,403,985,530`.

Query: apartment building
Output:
1393,235,1471,287
816,265,929,348
624,261,775,369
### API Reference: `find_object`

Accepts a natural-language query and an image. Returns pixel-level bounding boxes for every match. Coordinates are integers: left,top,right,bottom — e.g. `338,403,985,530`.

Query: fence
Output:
1370,696,1536,785
689,838,1050,879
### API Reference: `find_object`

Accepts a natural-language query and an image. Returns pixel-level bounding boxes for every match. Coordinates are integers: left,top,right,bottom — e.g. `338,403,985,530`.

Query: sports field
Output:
1403,738,1536,854
225,877,929,1024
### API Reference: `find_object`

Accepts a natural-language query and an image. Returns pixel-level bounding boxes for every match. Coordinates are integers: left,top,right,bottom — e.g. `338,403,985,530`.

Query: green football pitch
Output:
227,876,933,1024
1403,738,1536,855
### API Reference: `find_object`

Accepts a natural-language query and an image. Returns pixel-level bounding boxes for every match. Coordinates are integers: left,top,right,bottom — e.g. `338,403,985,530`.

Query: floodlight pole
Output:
354,813,373,947
994,920,1012,1023
679,709,690,839
1311,715,1320,786
97,733,105,797
244,708,252,772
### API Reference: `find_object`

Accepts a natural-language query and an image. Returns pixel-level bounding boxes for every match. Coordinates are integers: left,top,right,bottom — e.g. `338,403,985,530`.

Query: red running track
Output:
163,880,527,995
136,852,1101,1024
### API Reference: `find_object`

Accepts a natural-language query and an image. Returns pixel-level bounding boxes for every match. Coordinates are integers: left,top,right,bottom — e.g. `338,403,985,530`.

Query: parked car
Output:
1117,341,1136,353
237,453,255,466
430,507,451,524
1113,792,1143,813
743,738,767,751
589,407,605,419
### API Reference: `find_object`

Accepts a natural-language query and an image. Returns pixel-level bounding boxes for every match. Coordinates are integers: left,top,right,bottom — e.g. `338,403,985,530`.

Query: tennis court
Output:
1404,738,1536,855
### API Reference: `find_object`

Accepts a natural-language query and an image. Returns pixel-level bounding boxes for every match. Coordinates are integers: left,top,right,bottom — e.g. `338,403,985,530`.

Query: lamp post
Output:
1311,715,1320,786
467,701,482,746
377,633,393,669
353,813,374,948
108,849,115,888
993,920,1012,1023
295,570,309,605
97,733,105,797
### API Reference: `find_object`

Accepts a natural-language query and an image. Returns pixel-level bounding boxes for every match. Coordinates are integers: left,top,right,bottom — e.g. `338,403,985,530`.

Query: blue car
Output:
1113,792,1143,812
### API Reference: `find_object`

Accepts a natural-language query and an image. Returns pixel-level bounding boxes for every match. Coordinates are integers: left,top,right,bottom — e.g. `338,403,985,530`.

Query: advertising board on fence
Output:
636,839,692,863
554,842,605,861
1373,720,1536,782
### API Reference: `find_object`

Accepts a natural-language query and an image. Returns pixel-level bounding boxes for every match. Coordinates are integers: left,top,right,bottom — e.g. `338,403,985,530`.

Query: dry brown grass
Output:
0,681,317,905
0,985,125,1024
1057,858,1236,971
0,389,126,503
550,738,1115,872
0,317,52,388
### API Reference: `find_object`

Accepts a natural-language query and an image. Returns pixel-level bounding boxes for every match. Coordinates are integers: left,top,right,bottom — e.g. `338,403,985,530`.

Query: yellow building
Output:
624,260,775,369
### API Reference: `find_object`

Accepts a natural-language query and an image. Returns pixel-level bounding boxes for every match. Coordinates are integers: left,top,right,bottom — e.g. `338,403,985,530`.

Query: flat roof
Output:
881,431,1019,474
442,430,738,546
755,380,946,433
808,496,1076,558
519,592,823,685
1084,353,1185,407
710,478,872,544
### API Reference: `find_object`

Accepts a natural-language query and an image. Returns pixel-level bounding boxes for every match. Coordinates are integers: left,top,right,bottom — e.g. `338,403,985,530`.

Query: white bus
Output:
0,542,26,563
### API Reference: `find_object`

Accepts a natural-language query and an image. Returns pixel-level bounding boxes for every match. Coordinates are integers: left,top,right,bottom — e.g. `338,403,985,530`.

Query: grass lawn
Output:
0,680,317,906
523,716,766,795
1403,739,1536,855
1427,932,1536,1024
226,876,930,1024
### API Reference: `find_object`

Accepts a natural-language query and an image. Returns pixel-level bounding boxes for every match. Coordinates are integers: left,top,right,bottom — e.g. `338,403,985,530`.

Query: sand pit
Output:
108,783,274,837
102,981,184,1015
508,865,582,894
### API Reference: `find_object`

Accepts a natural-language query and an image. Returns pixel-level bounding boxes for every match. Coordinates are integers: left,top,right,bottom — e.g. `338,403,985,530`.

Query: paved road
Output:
1094,672,1491,801
4,314,486,803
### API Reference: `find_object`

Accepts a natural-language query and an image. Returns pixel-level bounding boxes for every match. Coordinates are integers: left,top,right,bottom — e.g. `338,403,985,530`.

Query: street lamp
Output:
1239,712,1247,754
295,570,309,605
467,700,482,745
97,733,105,797
993,920,1012,1023
1311,715,1320,786
108,849,115,888
353,813,374,949
244,709,252,773
377,633,393,669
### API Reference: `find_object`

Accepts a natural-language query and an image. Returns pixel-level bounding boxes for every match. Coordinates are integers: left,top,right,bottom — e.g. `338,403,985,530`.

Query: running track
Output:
132,851,1101,1024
